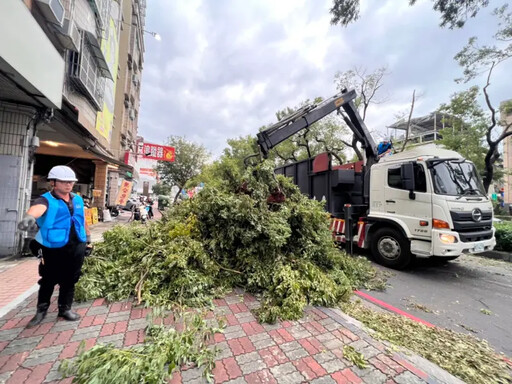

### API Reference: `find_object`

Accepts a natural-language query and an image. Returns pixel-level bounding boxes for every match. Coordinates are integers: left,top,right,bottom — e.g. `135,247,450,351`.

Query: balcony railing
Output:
392,130,442,146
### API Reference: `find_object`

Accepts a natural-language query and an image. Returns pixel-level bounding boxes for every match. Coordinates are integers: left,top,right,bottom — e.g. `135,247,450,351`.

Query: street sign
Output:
141,143,175,162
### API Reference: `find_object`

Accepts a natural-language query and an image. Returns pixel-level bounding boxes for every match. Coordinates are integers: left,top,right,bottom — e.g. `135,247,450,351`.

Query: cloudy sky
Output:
138,0,510,158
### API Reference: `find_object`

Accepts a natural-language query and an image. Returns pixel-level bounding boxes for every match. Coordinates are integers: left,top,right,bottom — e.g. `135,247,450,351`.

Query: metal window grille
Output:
68,32,106,109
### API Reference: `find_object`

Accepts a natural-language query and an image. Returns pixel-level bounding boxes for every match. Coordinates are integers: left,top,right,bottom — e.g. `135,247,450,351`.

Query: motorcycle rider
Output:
18,166,93,328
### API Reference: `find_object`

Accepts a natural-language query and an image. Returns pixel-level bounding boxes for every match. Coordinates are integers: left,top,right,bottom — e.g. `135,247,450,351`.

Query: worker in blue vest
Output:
18,166,93,328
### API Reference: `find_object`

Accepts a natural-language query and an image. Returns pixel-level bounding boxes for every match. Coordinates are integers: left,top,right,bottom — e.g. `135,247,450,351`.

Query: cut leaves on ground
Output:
342,300,512,384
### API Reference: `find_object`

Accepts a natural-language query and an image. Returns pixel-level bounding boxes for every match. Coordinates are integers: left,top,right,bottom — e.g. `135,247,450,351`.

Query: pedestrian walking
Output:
147,197,154,219
17,166,93,328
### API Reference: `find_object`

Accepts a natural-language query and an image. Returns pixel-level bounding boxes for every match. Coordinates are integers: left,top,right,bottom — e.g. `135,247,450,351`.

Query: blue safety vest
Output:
35,192,87,248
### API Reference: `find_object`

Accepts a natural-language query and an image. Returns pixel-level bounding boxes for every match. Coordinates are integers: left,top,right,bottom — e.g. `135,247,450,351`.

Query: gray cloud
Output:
138,0,511,156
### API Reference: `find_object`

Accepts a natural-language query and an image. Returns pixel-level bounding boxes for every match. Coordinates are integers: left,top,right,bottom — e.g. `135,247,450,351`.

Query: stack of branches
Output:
76,162,381,323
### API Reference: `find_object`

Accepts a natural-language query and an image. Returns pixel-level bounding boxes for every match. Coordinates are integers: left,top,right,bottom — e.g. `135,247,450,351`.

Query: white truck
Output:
254,89,495,268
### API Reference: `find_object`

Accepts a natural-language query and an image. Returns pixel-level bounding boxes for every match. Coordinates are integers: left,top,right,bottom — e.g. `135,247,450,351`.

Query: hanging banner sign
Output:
140,168,157,177
142,143,175,162
115,179,133,206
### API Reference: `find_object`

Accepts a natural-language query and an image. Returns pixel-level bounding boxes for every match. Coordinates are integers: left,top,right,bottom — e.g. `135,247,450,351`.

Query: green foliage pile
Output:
343,300,512,384
59,308,221,384
494,222,512,252
77,162,381,322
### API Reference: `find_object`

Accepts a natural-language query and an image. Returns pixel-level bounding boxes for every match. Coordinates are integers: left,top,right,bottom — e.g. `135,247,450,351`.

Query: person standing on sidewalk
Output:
17,166,93,328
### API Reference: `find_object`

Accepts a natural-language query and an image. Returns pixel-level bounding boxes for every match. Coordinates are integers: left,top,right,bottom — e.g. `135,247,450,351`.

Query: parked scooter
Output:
140,205,148,223
131,203,148,223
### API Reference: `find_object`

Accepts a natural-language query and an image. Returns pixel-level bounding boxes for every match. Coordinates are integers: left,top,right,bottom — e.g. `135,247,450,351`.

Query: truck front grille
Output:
450,210,493,243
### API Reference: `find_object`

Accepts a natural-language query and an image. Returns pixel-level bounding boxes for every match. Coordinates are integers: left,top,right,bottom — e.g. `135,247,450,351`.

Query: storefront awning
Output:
37,101,132,173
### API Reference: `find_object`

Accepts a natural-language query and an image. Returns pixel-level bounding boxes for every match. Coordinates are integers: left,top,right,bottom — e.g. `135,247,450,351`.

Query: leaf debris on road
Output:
342,300,512,384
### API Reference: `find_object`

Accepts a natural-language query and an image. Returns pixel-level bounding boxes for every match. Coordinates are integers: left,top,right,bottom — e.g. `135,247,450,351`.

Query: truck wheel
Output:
371,228,413,269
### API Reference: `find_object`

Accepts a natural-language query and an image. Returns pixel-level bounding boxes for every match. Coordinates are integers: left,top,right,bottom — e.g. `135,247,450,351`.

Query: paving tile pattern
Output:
0,289,444,384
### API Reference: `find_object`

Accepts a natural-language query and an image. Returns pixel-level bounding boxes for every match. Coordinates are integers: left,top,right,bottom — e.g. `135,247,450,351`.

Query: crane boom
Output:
256,89,378,166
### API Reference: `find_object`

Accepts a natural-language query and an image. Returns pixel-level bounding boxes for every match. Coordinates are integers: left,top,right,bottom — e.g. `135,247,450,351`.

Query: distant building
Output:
501,100,512,205
387,112,452,146
109,0,146,205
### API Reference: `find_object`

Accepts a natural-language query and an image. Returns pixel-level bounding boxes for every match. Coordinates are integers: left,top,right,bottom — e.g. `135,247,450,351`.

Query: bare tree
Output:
481,64,512,191
399,90,417,152
334,66,389,159
454,5,512,191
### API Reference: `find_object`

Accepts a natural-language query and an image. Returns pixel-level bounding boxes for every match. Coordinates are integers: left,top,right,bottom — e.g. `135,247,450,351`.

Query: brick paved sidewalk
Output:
0,289,463,384
0,211,139,319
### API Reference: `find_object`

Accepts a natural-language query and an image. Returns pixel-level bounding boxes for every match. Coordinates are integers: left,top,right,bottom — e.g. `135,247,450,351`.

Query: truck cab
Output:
368,145,495,268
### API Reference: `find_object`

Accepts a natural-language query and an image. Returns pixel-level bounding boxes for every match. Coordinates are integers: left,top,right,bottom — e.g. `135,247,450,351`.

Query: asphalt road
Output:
360,254,512,356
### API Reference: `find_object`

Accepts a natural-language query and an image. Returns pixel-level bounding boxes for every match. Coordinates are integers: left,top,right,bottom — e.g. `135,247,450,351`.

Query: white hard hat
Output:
48,166,77,181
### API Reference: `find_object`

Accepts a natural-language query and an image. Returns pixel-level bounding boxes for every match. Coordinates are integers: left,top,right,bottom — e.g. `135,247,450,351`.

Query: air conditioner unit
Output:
36,0,65,27
132,74,139,86
56,18,81,52
124,99,130,108
129,109,136,121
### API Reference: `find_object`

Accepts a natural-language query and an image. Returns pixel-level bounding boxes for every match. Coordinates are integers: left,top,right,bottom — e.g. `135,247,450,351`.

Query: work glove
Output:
18,214,37,231
85,234,93,257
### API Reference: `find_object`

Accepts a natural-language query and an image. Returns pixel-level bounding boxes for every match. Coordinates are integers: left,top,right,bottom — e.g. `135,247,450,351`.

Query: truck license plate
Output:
474,243,485,253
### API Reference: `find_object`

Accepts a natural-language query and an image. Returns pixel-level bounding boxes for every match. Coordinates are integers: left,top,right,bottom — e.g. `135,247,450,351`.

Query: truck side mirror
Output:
401,162,416,200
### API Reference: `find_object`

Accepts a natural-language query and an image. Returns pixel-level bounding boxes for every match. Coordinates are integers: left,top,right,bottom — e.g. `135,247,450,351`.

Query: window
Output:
429,161,485,196
68,31,111,110
387,164,427,192
69,45,105,109
388,167,402,189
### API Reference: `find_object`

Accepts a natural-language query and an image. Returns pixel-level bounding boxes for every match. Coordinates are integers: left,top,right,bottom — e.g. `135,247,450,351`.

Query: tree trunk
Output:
173,186,182,203
483,146,498,193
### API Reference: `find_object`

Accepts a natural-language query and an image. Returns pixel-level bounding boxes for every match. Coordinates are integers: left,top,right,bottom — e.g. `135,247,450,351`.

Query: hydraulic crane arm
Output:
256,89,378,165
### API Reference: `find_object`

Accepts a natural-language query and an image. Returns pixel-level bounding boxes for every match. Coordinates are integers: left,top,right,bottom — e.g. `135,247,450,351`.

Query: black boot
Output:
27,303,49,328
58,306,81,321
58,280,81,321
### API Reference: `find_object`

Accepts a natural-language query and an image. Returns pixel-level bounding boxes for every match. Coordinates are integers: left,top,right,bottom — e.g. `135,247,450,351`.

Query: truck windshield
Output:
428,160,486,197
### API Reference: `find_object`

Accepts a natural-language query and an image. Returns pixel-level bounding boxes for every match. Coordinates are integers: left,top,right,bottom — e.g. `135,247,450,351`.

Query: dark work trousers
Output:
35,242,86,310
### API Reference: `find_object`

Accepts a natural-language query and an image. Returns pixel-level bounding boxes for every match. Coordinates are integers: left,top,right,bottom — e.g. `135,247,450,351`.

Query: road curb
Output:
0,283,38,320
319,306,466,384
477,250,512,263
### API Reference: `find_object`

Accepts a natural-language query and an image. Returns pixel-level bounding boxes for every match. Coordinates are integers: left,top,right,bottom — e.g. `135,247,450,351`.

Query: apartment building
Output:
0,0,147,256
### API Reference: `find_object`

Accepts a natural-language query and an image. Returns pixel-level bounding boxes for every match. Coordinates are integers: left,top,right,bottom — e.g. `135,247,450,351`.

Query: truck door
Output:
385,162,432,241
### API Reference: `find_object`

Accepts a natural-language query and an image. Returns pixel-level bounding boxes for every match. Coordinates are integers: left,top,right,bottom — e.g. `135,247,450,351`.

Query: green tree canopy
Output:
151,182,172,196
437,87,489,174
452,5,512,191
155,136,209,201
261,103,350,166
330,0,490,29
186,135,257,192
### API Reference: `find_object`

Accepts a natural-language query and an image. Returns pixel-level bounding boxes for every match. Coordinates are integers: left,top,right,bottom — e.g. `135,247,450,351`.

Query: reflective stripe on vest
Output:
35,192,87,248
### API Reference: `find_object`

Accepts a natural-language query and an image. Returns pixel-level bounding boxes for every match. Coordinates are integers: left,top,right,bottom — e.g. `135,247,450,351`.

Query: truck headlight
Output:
439,233,458,244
